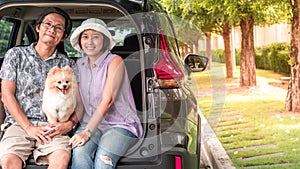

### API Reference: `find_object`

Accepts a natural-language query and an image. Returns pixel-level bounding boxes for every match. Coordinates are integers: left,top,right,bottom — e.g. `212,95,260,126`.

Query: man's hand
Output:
25,125,52,144
43,121,73,138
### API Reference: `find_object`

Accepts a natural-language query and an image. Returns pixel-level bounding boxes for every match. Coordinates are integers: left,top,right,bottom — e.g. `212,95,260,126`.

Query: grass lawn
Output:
193,63,300,169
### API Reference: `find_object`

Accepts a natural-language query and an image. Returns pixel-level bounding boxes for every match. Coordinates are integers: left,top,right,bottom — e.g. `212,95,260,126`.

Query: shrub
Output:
201,42,290,75
199,49,225,63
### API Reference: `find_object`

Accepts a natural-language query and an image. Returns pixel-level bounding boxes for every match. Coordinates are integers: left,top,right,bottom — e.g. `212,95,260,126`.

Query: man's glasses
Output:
41,21,65,33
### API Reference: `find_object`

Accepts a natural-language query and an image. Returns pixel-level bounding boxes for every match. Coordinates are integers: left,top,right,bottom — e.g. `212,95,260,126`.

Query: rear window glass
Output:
0,19,14,58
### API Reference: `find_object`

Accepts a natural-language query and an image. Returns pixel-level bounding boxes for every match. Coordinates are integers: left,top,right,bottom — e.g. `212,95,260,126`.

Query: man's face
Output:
36,13,66,47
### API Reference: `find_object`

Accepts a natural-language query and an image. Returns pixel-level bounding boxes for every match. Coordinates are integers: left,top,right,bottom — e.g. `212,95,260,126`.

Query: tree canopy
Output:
160,0,291,86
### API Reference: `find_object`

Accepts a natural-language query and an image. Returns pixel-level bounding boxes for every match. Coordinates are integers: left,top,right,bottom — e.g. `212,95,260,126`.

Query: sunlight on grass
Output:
256,68,289,80
194,64,300,168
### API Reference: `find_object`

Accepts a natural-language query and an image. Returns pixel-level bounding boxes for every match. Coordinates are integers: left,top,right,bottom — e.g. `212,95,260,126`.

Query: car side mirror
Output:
184,54,209,73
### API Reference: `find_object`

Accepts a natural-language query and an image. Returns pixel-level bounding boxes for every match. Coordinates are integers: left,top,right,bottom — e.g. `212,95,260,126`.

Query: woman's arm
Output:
70,56,125,147
85,56,124,131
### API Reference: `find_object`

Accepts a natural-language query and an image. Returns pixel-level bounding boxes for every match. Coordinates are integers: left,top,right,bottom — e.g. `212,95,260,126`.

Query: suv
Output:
0,0,208,169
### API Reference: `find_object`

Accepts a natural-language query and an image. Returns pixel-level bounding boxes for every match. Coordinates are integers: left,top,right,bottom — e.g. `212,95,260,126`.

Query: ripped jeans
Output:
71,125,137,169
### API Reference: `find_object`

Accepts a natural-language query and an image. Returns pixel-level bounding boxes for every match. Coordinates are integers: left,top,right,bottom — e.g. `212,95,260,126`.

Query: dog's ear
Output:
62,66,72,73
48,66,61,75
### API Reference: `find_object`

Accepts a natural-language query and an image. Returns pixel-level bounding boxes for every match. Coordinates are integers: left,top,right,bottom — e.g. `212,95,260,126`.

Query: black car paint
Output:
0,1,208,169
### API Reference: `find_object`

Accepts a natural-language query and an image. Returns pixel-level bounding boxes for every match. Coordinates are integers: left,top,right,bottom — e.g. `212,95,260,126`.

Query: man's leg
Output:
34,132,71,168
47,149,70,169
0,154,23,169
0,125,35,169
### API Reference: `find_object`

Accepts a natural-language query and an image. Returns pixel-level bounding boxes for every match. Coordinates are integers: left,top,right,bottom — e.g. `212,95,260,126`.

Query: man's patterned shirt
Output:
0,43,78,124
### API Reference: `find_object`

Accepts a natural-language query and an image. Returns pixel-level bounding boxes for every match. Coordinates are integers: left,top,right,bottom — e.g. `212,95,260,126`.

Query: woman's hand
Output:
69,130,91,148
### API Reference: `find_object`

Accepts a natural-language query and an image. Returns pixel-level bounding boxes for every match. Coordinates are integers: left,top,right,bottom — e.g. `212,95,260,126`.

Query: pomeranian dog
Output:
42,66,77,124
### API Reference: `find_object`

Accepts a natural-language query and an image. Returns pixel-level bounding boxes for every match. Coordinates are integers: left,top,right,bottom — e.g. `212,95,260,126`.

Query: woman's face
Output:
80,29,104,58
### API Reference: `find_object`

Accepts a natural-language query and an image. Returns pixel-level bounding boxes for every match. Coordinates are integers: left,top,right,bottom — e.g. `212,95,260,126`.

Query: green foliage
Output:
255,46,272,70
0,19,13,56
160,0,230,35
159,0,204,49
255,43,290,74
205,42,291,75
160,0,291,36
235,48,241,65
214,49,226,63
225,0,291,26
199,49,226,63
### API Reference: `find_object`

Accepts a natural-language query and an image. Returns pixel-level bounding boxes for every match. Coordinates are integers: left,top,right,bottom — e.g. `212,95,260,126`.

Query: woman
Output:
69,18,143,169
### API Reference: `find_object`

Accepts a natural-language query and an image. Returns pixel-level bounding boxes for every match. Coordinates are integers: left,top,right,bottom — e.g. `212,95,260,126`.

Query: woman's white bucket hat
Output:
70,18,115,52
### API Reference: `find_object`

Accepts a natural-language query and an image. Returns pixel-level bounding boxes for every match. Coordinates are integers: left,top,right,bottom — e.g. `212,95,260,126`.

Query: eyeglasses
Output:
41,21,65,33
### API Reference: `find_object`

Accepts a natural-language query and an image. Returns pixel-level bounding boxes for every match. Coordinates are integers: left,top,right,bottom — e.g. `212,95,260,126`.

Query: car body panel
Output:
0,1,208,169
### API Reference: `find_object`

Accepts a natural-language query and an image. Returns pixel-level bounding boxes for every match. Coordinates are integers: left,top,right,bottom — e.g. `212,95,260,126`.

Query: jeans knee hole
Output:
100,155,113,166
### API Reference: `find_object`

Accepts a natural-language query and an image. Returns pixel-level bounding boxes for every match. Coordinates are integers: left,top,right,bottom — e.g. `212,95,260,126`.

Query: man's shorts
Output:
0,123,71,166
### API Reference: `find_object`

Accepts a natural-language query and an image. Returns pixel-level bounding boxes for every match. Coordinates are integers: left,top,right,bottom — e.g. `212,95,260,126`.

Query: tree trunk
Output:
239,17,256,87
181,45,188,60
194,39,199,55
222,23,233,78
286,0,300,112
205,32,212,70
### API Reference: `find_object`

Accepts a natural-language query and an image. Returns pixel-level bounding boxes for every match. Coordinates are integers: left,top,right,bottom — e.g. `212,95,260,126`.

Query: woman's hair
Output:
79,32,111,52
35,7,72,37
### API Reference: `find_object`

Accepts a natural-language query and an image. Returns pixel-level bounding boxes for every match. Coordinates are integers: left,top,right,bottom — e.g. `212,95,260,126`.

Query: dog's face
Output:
46,66,76,95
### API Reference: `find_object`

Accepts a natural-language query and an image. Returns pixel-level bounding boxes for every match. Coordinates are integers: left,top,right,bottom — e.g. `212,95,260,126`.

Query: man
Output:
0,7,83,169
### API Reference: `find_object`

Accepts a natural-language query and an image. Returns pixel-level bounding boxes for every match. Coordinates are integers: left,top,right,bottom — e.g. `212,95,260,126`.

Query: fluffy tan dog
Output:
42,66,77,124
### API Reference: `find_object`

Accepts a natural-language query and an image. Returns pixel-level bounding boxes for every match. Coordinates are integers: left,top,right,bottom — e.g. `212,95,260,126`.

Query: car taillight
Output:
175,156,182,169
154,32,183,88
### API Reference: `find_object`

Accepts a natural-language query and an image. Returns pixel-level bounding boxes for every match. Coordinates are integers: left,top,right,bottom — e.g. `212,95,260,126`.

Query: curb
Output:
199,110,236,169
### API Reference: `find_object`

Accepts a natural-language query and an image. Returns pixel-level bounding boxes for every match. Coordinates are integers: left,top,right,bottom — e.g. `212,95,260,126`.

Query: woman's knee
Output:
73,145,92,157
73,139,97,157
99,154,115,166
95,150,120,169
71,147,95,169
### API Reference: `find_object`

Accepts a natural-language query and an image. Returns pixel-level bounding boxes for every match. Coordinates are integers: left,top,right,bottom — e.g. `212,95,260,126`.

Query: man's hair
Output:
36,7,72,37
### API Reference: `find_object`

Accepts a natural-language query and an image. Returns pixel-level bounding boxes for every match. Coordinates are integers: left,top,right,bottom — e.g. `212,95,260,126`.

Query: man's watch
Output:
69,119,77,129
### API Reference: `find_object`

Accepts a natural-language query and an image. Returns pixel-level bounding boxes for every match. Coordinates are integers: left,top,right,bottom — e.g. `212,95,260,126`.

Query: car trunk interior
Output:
0,3,146,161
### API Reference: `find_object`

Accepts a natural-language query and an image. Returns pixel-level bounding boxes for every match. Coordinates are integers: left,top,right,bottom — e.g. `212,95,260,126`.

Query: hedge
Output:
200,42,291,74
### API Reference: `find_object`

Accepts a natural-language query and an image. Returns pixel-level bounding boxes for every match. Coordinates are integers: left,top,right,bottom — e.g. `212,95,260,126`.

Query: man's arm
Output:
64,83,84,131
1,79,51,144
